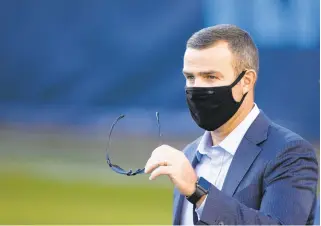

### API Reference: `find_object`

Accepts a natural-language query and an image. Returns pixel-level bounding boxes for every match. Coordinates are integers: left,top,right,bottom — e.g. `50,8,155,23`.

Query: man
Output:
144,24,318,225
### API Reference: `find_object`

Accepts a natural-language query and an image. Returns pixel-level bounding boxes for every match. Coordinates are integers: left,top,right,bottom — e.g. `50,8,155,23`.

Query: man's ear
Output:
242,70,257,94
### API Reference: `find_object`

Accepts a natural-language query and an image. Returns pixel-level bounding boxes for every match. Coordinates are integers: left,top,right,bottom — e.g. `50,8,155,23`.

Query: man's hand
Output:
144,144,198,196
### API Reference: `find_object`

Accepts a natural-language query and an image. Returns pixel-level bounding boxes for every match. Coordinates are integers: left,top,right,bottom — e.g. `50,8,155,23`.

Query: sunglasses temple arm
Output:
106,114,125,165
106,113,159,176
156,112,162,146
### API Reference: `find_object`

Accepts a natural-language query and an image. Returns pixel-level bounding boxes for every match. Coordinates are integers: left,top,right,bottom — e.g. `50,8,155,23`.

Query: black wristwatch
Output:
186,177,211,204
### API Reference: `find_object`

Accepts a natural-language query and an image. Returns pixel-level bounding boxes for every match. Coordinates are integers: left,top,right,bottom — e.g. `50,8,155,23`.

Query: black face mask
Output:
185,71,247,131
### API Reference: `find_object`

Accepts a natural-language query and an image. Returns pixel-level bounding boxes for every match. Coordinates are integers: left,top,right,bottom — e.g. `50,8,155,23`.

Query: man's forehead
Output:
184,42,231,58
183,43,233,71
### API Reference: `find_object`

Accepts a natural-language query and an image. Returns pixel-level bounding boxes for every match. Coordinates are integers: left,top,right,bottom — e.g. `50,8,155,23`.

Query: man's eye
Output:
206,75,217,79
186,75,195,80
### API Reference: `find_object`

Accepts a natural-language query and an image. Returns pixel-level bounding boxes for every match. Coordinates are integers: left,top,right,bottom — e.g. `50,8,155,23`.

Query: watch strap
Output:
186,177,210,204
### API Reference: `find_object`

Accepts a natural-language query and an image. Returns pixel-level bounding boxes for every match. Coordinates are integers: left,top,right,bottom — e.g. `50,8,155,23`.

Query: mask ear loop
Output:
238,91,248,104
229,70,248,104
228,70,247,88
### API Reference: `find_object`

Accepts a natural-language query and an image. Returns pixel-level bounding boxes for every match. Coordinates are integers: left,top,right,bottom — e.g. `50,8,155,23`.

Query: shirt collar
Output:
197,103,260,157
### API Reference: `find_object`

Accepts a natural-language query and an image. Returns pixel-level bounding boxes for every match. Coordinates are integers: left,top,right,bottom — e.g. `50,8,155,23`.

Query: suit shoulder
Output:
263,121,316,158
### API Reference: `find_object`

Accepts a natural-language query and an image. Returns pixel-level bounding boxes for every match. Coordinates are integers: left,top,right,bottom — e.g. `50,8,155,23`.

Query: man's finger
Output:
144,157,153,173
145,159,169,173
149,166,172,180
144,157,160,173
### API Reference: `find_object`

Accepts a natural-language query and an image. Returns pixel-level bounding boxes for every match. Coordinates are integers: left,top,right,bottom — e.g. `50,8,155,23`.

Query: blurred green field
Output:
0,126,318,224
0,170,172,224
0,126,189,224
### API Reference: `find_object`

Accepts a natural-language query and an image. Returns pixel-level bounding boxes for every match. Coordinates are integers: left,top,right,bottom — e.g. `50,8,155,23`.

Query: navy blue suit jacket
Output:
173,112,319,225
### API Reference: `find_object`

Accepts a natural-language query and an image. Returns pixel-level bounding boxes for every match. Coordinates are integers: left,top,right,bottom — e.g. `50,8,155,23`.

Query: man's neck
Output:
210,102,254,146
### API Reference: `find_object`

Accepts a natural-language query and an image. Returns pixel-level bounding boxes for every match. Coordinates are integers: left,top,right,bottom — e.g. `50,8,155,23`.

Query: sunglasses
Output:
105,112,162,176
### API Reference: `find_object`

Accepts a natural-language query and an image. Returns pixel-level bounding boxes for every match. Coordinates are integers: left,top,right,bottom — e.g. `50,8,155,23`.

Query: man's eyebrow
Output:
199,70,219,76
182,70,194,76
182,70,221,77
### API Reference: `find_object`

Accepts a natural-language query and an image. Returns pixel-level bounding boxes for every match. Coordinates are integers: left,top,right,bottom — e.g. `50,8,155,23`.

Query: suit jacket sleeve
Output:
196,141,319,225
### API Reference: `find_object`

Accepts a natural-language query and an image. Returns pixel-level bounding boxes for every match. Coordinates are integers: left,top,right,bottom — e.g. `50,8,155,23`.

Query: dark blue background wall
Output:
0,0,319,140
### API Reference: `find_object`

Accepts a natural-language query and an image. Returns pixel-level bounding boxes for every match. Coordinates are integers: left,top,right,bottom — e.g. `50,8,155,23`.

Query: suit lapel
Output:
221,137,261,196
173,139,201,225
221,112,270,197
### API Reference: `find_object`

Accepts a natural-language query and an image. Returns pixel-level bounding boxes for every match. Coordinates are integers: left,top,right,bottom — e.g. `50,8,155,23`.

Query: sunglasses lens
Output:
111,164,128,175
106,113,161,176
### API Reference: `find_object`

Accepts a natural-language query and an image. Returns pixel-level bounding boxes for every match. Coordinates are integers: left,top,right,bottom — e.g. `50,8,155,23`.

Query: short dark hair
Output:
187,24,259,75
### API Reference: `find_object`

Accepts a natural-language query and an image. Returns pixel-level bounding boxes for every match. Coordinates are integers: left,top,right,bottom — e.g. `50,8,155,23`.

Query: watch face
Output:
198,177,211,191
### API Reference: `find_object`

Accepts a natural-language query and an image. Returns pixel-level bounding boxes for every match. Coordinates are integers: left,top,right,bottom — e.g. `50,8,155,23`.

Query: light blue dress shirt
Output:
180,104,260,225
